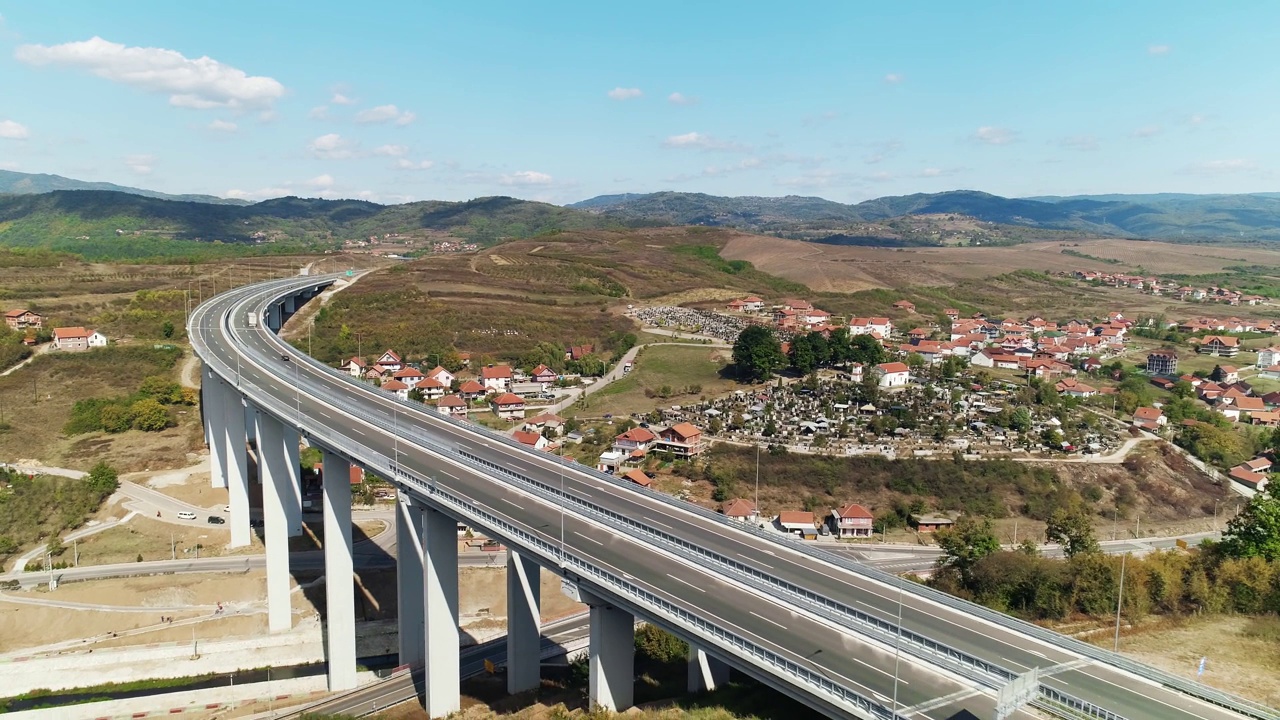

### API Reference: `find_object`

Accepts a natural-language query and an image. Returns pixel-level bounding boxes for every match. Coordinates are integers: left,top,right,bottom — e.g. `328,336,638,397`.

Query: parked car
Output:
177,511,196,520
223,505,231,512
207,515,226,524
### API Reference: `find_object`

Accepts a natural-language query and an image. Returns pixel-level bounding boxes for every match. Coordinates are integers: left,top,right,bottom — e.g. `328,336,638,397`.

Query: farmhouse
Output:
4,309,42,331
52,327,106,352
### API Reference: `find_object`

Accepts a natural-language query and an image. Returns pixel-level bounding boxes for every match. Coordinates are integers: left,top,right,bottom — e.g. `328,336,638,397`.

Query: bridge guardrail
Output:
206,276,1278,720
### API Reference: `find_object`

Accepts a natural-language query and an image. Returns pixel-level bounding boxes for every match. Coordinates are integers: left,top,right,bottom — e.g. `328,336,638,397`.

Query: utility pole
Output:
1113,553,1128,652
754,443,761,515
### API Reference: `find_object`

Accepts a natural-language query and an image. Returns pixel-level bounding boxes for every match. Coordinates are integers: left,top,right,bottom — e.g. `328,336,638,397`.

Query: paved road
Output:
197,276,1267,720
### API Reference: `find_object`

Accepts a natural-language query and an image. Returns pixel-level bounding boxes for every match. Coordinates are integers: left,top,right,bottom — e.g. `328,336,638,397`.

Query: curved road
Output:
194,275,1271,720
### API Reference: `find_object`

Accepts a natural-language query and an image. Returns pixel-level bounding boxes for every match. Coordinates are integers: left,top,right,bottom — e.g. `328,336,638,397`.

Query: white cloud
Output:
0,119,29,139
499,170,553,186
863,139,903,164
1182,159,1259,176
775,169,855,190
225,186,292,201
972,126,1018,145
308,133,358,159
125,154,155,175
1133,124,1162,138
667,92,697,106
917,167,963,178
0,161,20,170
607,87,643,101
395,159,435,171
1187,113,1207,127
331,92,354,105
1058,135,1099,152
15,36,284,110
374,144,409,157
1148,44,1171,55
354,104,415,125
884,73,904,84
305,174,335,188
308,106,329,120
661,131,750,152
207,119,237,133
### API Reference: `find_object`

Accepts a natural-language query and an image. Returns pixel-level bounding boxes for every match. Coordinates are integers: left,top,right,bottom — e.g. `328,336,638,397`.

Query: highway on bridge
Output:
194,275,1271,720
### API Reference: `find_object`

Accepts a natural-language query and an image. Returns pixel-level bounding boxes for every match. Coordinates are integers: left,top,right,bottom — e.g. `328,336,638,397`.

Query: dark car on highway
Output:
207,515,226,524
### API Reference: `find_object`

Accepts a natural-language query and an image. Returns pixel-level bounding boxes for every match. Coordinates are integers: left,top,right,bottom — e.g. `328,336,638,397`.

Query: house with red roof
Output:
436,394,468,418
1055,378,1098,398
381,378,410,401
774,511,817,539
530,364,557,384
417,377,447,400
375,350,403,372
340,356,367,376
613,426,657,454
425,365,455,387
621,468,652,488
480,364,514,391
656,422,704,458
393,366,425,388
512,430,549,451
875,361,911,388
458,379,486,400
722,499,758,524
1132,406,1166,430
827,503,874,538
4,309,42,331
490,393,526,420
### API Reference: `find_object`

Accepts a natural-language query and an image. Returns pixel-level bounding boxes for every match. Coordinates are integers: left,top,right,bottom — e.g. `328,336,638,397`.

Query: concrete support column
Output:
395,495,425,670
203,371,227,489
268,304,282,331
321,448,357,691
506,550,541,694
283,426,303,537
256,409,292,633
222,382,251,548
422,507,460,717
687,644,730,694
589,602,635,711
284,295,297,313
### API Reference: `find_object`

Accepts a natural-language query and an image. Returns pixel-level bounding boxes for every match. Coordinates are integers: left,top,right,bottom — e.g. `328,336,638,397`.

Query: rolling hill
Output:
0,190,617,260
570,189,1280,242
0,169,249,205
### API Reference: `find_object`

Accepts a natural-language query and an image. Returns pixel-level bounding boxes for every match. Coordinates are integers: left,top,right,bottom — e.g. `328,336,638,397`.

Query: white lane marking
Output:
440,471,459,481
573,531,604,546
350,428,366,436
741,553,773,570
749,611,788,630
666,573,706,593
647,517,673,529
1002,657,1028,670
759,548,778,556
502,498,525,511
1027,649,1048,659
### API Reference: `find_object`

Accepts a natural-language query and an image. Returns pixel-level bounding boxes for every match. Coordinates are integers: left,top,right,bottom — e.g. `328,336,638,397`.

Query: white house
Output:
850,317,893,337
875,361,911,388
426,365,455,387
480,365,514,391
88,331,108,348
376,350,403,372
1257,346,1280,370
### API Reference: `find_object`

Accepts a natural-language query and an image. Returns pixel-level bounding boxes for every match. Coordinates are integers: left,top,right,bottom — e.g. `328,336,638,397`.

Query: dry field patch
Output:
720,235,1280,292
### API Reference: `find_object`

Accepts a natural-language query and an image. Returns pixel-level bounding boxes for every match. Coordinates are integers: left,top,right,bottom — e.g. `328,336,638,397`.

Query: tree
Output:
935,516,1001,583
850,334,886,366
1009,408,1032,433
86,461,119,495
828,327,854,365
732,326,784,382
130,398,170,431
789,333,819,374
408,387,425,402
1220,484,1280,561
905,352,926,371
161,320,175,339
1171,380,1195,399
1045,508,1099,557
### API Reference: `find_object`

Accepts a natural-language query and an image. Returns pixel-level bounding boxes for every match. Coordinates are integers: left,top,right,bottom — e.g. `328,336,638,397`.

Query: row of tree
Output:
64,375,195,435
732,326,890,381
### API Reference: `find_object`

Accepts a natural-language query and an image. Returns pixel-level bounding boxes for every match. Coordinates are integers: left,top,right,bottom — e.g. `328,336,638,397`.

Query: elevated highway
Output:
190,274,1275,720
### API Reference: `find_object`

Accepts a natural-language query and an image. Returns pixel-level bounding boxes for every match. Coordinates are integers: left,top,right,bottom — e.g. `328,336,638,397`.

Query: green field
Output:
574,344,746,418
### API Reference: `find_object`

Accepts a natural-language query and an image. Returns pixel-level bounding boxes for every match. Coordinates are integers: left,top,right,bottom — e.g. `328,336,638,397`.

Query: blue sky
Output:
0,2,1276,205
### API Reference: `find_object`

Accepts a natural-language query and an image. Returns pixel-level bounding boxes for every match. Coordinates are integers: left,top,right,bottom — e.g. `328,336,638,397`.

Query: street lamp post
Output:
753,443,761,515
891,578,904,718
1114,552,1128,652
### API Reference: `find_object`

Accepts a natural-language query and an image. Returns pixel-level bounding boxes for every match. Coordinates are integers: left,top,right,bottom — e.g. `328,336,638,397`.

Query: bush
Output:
634,624,688,664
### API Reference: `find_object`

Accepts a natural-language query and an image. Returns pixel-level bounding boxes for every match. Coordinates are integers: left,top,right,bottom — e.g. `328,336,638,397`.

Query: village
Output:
312,281,1280,542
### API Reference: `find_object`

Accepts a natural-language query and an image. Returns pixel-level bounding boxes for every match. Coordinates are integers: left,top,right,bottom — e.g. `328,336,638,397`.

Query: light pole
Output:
559,463,566,563
891,578,904,718
1113,552,1128,652
754,443,761,515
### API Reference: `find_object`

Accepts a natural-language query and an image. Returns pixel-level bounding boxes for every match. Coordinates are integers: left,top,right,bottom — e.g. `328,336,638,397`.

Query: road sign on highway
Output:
995,667,1040,720
561,577,582,602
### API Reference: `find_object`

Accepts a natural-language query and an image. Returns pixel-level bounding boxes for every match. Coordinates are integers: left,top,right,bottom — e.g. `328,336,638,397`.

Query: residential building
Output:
52,326,94,352
480,364,514,391
567,344,594,361
613,426,657,454
458,379,486,400
1146,349,1178,376
596,450,624,473
621,468,652,488
874,361,911,388
850,317,893,337
490,393,526,420
774,511,817,539
436,394,467,418
340,356,367,376
722,499,758,524
531,364,557,384
1229,465,1269,492
1258,346,1280,370
376,350,403,372
417,377,447,400
1197,335,1240,357
655,422,704,458
911,514,955,533
1055,378,1098,398
524,413,566,436
392,367,425,388
4,309,42,331
426,365,455,387
828,503,874,538
512,430,549,451
88,331,108,348
380,378,410,401
892,300,916,313
1132,406,1166,430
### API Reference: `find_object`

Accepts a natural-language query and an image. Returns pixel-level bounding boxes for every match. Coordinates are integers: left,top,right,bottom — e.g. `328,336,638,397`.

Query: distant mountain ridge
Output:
0,169,250,205
569,189,1280,242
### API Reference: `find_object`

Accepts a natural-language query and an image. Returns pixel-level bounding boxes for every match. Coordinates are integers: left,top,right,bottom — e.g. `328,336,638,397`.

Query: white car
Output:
176,511,196,520
223,505,231,512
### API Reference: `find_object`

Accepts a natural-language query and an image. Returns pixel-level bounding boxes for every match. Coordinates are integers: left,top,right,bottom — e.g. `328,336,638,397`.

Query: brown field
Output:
720,236,1280,293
